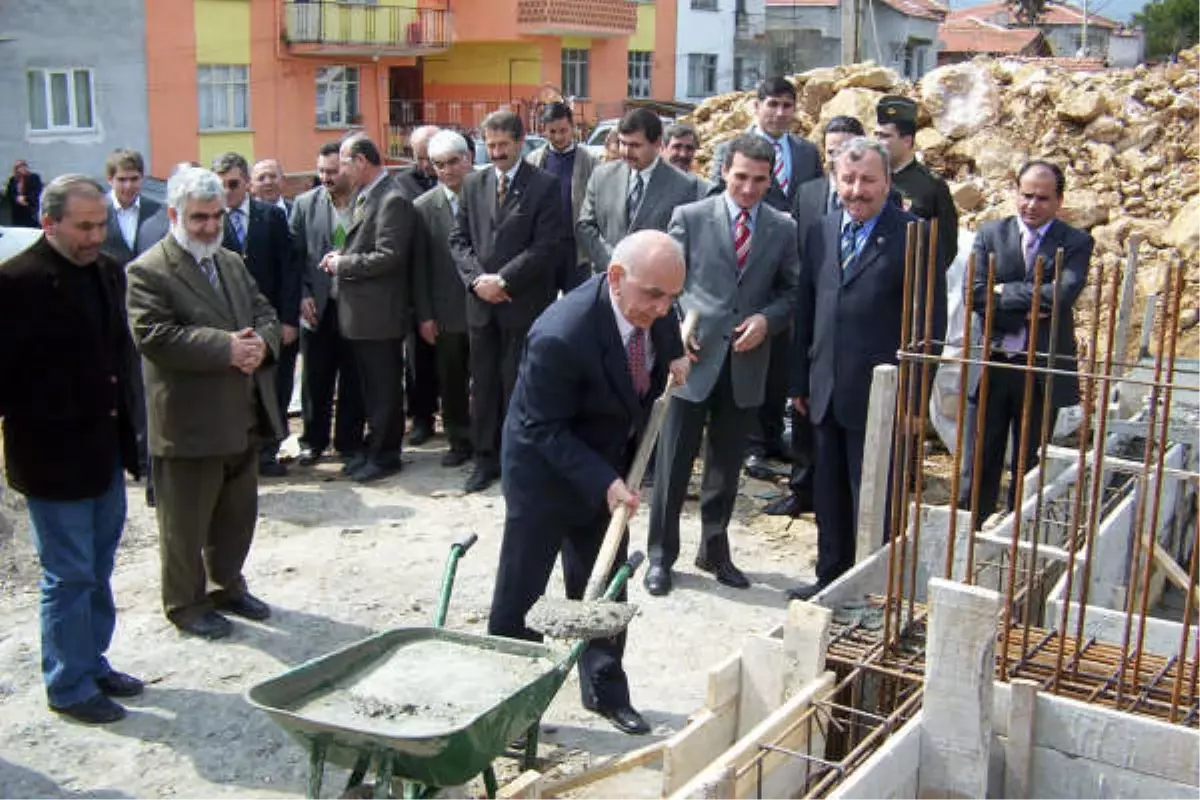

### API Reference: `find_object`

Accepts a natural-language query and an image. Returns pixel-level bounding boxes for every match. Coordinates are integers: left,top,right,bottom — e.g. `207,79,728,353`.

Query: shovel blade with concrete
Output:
526,311,699,641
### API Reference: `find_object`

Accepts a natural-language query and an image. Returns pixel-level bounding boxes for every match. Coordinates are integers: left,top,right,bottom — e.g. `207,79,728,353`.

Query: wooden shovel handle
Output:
584,309,699,601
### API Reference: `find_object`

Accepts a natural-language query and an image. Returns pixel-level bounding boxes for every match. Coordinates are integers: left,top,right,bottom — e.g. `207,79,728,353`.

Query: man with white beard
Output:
126,167,284,641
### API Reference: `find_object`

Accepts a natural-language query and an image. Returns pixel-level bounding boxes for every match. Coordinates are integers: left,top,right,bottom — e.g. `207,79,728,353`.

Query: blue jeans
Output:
26,466,126,707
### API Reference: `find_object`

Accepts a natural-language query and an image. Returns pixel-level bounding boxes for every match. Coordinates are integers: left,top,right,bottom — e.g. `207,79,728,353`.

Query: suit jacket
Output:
576,159,706,271
793,176,905,262
967,216,1093,409
5,172,43,227
527,143,598,266
393,166,437,202
414,186,469,334
670,195,800,409
449,160,564,331
710,132,821,216
290,185,341,318
501,274,684,520
793,203,946,430
126,235,283,458
336,173,423,340
0,239,141,499
101,195,167,266
221,198,300,326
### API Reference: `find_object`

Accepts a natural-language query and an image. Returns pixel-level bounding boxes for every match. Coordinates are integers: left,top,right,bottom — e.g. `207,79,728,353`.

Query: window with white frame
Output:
316,66,360,127
27,68,95,132
691,0,719,9
198,65,250,130
561,48,590,99
628,52,652,99
687,54,718,97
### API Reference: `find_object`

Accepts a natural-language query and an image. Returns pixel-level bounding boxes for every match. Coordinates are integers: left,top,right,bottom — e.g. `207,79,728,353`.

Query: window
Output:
691,0,719,9
628,51,652,99
687,53,718,97
561,48,590,99
903,43,926,80
27,68,94,132
316,66,360,127
198,65,250,131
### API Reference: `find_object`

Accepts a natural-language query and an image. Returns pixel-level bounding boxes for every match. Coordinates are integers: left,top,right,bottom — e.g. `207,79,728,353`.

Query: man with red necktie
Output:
644,134,800,597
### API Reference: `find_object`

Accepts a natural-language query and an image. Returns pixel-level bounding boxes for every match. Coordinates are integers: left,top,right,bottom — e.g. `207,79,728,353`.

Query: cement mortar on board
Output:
525,598,637,640
294,639,554,738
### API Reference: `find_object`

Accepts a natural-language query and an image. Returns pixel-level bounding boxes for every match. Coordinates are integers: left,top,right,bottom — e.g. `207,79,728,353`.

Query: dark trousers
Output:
468,319,526,467
957,356,1049,531
787,406,816,501
405,329,439,424
437,330,472,452
299,299,365,454
488,507,631,710
746,328,792,458
153,447,258,624
261,339,299,462
353,338,405,468
648,357,756,570
813,415,867,585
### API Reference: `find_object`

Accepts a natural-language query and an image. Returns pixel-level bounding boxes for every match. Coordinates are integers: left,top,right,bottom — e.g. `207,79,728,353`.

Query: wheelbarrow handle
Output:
433,532,479,628
454,532,479,554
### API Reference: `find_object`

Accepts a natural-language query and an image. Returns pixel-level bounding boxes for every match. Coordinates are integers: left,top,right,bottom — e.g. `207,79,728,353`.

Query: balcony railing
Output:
516,0,637,37
284,1,449,55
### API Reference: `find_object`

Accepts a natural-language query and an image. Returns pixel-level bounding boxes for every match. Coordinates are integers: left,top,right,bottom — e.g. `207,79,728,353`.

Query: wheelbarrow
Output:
246,533,645,799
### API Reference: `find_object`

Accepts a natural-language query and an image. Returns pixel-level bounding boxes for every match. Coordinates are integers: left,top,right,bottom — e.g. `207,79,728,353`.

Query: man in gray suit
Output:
127,167,283,640
320,136,422,483
577,108,705,274
414,130,474,468
645,135,800,596
102,149,167,266
528,101,597,292
292,141,365,467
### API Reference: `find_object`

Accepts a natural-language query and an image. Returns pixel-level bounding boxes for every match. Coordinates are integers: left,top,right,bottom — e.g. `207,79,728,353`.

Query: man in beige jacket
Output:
127,166,283,640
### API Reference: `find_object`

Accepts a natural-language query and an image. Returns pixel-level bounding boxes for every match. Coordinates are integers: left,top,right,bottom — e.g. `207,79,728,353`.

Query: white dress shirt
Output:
609,284,656,370
111,190,140,251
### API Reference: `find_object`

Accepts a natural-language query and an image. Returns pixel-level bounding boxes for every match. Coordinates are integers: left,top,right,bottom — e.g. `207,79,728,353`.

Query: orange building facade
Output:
145,0,678,178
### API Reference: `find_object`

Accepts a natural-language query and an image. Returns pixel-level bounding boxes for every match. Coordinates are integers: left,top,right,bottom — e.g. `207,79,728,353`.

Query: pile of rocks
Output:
685,48,1200,354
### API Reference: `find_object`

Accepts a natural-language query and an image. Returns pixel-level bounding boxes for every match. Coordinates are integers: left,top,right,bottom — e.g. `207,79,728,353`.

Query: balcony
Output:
516,0,637,37
284,1,450,57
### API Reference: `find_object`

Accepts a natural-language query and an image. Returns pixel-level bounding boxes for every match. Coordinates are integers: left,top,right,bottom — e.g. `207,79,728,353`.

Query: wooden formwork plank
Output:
706,651,741,710
499,770,543,799
737,634,786,738
661,704,738,796
541,741,665,796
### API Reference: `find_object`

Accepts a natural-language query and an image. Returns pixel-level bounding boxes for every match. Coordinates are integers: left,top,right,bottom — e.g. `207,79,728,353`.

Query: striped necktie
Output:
199,256,220,289
230,208,246,249
773,139,788,194
497,172,509,210
840,221,862,271
627,171,645,224
734,209,751,272
627,328,650,397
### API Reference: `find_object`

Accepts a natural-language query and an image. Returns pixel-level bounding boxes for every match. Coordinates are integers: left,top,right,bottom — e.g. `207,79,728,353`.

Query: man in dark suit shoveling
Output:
487,230,690,736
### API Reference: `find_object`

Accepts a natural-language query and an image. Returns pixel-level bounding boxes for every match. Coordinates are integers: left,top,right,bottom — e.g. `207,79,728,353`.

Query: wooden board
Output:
661,704,738,796
737,634,786,738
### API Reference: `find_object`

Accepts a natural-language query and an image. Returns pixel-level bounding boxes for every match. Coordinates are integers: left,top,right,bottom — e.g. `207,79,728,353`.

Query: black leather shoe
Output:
440,448,473,468
785,581,827,602
96,671,144,698
144,482,156,508
296,447,322,467
51,694,126,724
763,493,812,517
341,454,368,475
213,591,271,621
173,610,233,640
744,454,777,481
464,465,500,494
409,418,435,446
351,460,400,484
589,704,650,735
695,558,751,589
643,564,672,596
259,459,288,478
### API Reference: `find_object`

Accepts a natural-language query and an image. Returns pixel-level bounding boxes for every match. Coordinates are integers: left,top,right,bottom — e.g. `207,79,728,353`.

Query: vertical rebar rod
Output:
1052,253,1106,694
1116,282,1172,709
1072,260,1124,674
906,218,940,623
965,255,999,583
945,251,977,579
1169,490,1200,722
1133,262,1184,687
883,221,919,652
1022,248,1066,655
1000,255,1046,682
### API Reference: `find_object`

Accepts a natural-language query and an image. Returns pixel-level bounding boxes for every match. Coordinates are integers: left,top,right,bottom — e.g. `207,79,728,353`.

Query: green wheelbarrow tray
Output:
246,626,573,790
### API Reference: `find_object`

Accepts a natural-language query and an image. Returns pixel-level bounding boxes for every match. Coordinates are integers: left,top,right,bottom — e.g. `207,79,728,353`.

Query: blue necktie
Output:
231,208,246,248
841,222,862,271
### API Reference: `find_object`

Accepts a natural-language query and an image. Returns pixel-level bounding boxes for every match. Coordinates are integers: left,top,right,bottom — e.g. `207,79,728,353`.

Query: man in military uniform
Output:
875,96,958,268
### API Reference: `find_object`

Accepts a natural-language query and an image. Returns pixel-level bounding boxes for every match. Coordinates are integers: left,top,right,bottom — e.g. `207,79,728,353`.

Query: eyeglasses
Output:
431,157,462,170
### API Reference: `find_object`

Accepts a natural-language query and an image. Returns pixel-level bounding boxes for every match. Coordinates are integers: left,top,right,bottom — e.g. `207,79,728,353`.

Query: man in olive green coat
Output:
127,166,283,640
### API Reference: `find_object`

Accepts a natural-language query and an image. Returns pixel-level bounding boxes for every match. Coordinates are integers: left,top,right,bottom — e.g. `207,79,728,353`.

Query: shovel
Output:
526,310,699,641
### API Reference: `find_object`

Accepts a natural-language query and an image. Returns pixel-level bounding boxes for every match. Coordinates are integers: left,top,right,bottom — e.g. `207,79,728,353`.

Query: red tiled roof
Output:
940,16,1044,53
878,0,948,21
944,0,1120,29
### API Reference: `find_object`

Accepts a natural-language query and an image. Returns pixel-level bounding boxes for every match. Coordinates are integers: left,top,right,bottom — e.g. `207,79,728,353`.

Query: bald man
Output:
250,159,291,215
488,230,691,736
